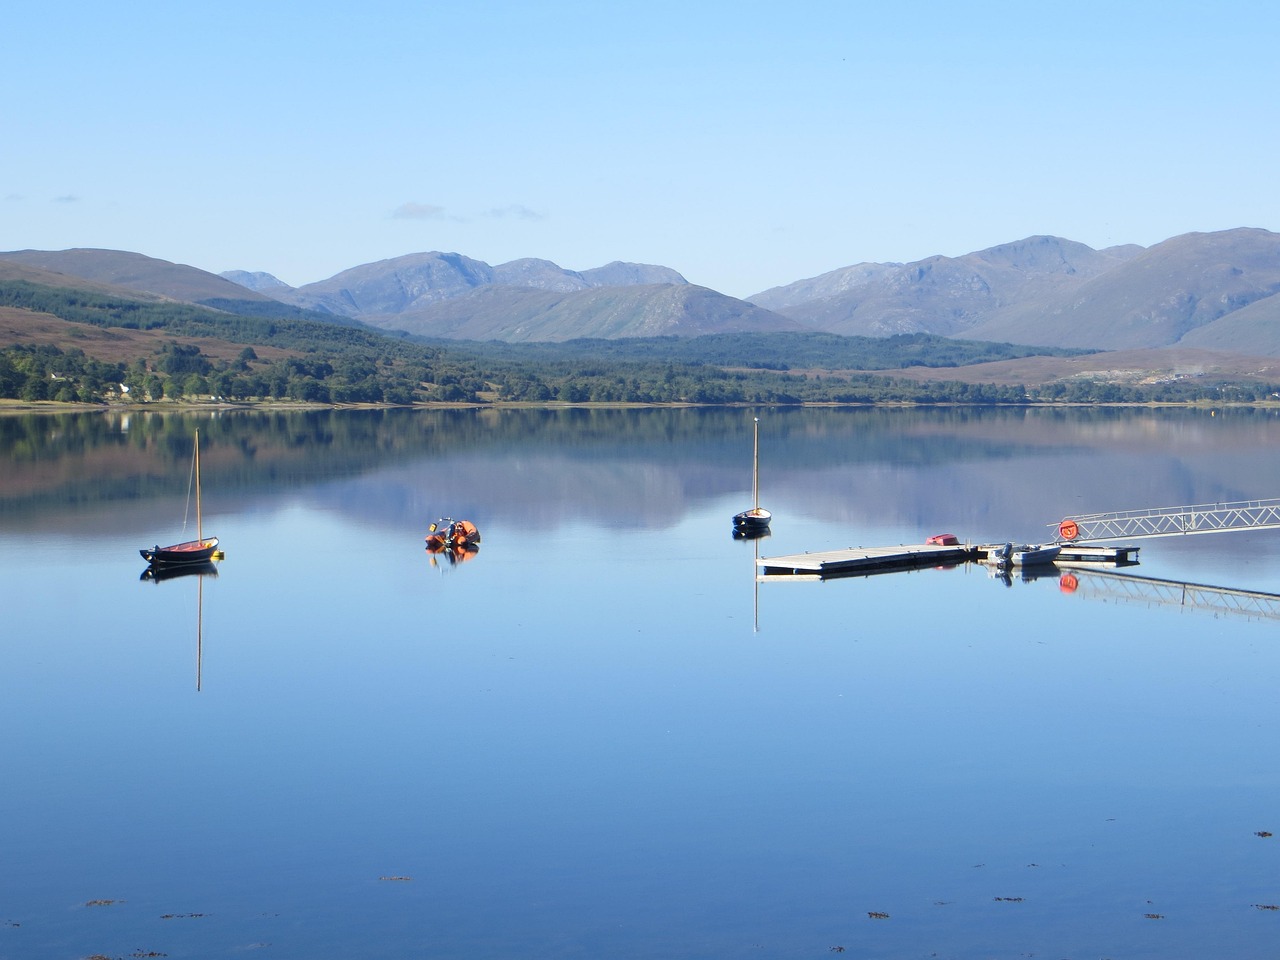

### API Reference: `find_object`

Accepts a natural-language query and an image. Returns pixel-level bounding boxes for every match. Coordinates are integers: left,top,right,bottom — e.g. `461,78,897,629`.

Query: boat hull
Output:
140,537,220,565
1011,544,1060,566
733,508,772,532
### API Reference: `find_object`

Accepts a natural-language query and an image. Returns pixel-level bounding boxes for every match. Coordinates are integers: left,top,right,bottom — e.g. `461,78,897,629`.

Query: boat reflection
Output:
140,560,219,583
740,525,765,632
426,543,480,568
982,560,1062,588
139,557,218,690
732,526,771,542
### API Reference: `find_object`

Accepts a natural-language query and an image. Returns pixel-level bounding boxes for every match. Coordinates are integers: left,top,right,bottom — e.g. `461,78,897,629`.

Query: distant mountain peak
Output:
579,261,688,287
220,269,293,293
7,230,1280,352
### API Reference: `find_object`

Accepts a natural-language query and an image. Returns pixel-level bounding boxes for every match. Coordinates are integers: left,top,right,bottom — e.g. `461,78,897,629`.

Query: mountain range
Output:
4,227,1280,355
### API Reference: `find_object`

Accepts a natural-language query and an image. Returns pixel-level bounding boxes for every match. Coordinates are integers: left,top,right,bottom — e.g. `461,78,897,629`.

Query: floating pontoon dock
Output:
757,495,1280,582
757,541,1138,580
758,543,976,578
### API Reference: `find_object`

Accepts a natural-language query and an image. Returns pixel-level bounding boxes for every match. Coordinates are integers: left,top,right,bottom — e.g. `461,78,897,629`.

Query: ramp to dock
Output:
1054,498,1280,542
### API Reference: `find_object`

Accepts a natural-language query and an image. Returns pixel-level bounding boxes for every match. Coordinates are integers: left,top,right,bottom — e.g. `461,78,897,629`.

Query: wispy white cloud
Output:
391,201,546,223
391,202,450,221
486,204,545,221
53,194,80,203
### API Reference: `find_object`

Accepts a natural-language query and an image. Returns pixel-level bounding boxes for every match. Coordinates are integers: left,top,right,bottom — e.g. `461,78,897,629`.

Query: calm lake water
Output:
3,405,1280,960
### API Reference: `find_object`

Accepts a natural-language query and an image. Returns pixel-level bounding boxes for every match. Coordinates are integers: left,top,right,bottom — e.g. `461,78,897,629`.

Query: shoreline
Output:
4,397,1280,417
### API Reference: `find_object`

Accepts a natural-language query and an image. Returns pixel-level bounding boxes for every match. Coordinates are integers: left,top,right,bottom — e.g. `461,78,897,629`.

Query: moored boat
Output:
985,542,1013,563
732,506,768,537
733,506,772,532
141,537,220,565
141,429,220,566
425,517,481,551
733,417,771,533
1011,543,1061,566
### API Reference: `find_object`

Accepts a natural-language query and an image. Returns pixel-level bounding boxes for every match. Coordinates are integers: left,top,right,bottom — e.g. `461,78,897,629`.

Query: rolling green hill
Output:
2,264,1278,407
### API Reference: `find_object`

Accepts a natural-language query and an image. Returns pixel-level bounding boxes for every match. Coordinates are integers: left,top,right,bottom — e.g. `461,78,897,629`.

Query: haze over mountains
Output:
4,227,1280,354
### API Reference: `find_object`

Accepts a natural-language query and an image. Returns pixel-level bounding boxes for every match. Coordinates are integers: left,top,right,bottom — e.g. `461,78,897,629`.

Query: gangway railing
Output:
1052,498,1280,543
1057,568,1280,622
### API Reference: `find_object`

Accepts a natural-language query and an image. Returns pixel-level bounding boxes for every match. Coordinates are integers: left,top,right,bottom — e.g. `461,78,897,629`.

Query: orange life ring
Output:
1059,573,1079,594
1058,519,1080,541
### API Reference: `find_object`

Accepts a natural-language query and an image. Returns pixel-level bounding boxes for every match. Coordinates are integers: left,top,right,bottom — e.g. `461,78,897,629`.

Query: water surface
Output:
2,406,1279,959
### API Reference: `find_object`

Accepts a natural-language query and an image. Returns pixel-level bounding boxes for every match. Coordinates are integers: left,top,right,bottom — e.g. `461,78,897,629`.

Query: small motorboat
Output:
985,542,1013,564
1011,543,1061,566
425,518,481,552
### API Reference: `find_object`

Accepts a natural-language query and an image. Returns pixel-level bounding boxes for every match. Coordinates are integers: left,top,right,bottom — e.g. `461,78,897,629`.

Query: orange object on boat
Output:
425,518,481,551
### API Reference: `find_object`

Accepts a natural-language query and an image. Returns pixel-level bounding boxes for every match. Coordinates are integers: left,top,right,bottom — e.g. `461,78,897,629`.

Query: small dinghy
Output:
425,518,481,551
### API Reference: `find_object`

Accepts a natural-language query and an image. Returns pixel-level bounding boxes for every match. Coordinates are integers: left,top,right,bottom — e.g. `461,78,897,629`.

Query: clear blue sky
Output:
5,0,1278,298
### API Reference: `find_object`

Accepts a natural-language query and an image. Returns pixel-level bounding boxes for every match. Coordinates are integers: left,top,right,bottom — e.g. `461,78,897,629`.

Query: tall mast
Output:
194,429,202,541
752,417,760,510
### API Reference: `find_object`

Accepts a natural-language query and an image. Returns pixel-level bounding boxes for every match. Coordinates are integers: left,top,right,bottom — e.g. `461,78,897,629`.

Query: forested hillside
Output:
2,278,1277,406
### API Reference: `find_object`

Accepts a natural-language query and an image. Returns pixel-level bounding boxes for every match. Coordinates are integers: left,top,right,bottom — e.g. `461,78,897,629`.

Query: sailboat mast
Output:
194,429,202,542
752,417,760,510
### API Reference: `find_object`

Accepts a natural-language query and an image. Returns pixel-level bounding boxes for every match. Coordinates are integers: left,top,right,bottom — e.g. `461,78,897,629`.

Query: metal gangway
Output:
1052,498,1280,543
1058,569,1280,622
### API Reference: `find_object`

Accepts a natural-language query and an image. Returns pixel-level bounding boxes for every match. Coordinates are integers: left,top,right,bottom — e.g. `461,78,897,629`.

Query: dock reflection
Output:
756,550,1280,624
1053,567,1280,622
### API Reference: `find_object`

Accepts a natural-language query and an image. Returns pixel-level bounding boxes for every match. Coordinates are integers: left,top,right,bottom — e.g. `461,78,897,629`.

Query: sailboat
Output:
140,429,220,565
733,417,772,534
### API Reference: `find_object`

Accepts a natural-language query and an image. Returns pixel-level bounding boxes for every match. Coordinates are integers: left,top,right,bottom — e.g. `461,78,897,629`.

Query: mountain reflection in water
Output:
7,405,1280,544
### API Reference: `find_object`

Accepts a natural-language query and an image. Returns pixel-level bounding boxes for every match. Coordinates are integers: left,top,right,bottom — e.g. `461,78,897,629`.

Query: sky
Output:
4,0,1279,299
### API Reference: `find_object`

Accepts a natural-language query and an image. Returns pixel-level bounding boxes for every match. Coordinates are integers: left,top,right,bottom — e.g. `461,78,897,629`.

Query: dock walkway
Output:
758,542,1138,579
758,543,976,577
